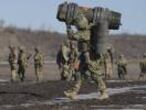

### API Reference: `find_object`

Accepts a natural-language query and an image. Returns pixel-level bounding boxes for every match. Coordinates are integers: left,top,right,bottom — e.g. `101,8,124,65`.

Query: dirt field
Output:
0,62,146,110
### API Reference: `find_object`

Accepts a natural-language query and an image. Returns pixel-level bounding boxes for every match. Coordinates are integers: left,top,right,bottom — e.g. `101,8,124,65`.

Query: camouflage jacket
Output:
17,52,27,67
34,52,43,67
67,12,91,42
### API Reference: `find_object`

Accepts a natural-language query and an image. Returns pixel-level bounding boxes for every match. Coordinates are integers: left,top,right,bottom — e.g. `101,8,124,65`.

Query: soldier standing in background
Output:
34,48,44,82
104,46,114,79
8,46,18,82
117,54,127,80
138,53,146,80
17,47,28,82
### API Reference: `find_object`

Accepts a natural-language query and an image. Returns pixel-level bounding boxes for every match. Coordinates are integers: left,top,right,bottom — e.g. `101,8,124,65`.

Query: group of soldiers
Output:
55,1,146,101
56,9,146,100
58,38,146,82
115,53,146,80
7,2,146,101
58,38,146,100
8,46,44,82
99,48,128,80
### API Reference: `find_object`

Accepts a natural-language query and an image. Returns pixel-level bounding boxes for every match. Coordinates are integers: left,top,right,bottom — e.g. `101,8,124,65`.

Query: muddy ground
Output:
0,63,146,110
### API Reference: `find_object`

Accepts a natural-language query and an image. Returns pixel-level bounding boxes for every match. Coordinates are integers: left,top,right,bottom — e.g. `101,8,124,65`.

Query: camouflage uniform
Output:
88,56,108,99
104,47,114,79
59,40,79,81
64,52,108,100
64,11,108,100
8,46,18,82
68,41,79,81
59,39,71,80
138,53,146,80
17,48,27,82
34,48,44,82
117,54,127,80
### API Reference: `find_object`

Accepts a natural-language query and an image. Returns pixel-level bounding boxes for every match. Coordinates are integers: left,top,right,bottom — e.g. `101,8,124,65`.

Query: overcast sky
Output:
0,0,145,34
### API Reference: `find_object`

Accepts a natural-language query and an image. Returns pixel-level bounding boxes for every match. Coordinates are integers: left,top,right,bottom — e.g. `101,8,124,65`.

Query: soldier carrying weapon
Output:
63,10,109,100
57,1,121,100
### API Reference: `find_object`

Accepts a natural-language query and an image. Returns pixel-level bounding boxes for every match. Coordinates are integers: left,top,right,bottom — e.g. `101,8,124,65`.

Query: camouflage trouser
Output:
61,64,76,81
66,69,107,94
18,66,26,82
35,65,43,82
10,64,18,82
